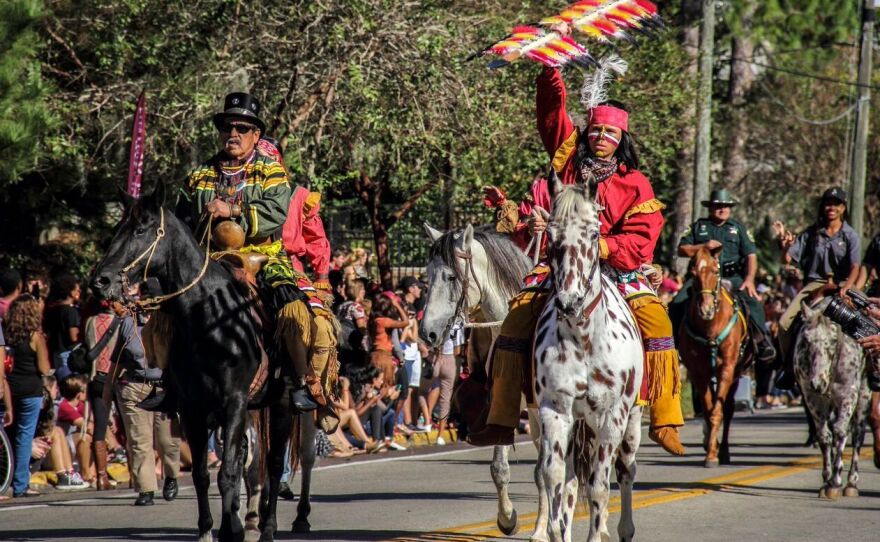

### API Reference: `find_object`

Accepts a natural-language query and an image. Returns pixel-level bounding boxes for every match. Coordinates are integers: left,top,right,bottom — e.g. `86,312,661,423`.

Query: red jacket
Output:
281,186,331,286
535,67,664,272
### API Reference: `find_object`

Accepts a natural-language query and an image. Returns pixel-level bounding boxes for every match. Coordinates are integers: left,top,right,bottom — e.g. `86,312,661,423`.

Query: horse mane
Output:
430,225,531,302
552,185,599,225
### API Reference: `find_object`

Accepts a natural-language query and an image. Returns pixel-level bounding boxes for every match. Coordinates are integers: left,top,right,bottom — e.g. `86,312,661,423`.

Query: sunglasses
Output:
219,122,257,134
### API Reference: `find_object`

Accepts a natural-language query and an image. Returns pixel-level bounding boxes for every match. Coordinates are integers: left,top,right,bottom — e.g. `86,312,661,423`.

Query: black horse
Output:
90,185,310,542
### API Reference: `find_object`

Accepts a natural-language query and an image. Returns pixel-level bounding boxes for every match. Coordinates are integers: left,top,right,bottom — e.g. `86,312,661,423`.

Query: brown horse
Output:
678,246,750,467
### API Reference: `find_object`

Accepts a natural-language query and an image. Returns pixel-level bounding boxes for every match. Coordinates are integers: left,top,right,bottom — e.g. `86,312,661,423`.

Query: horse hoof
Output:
820,486,840,500
719,454,731,466
291,519,311,534
497,509,519,536
198,532,214,542
704,458,720,468
873,453,880,470
843,485,859,498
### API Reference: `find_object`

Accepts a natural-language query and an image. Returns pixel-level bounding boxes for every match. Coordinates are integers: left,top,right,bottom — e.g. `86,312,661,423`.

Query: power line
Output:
757,77,858,125
724,57,880,91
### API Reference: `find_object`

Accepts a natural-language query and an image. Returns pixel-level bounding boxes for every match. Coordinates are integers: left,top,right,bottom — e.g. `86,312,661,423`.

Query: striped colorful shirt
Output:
187,152,292,242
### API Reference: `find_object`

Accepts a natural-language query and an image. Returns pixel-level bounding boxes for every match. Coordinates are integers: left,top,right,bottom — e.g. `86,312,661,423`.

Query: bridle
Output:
448,248,502,331
118,208,212,310
697,254,722,319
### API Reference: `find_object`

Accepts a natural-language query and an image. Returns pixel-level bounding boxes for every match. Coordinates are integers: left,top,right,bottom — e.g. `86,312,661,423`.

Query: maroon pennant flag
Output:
126,90,147,198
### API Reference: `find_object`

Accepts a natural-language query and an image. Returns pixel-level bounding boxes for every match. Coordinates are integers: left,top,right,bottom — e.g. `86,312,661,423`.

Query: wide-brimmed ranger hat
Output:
701,188,737,208
820,186,847,205
212,92,265,132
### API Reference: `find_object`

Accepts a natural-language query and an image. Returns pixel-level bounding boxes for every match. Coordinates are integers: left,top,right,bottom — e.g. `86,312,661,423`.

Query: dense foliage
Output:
0,0,874,280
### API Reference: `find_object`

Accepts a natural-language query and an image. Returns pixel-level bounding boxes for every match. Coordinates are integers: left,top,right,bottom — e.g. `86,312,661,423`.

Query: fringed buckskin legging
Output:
486,289,683,429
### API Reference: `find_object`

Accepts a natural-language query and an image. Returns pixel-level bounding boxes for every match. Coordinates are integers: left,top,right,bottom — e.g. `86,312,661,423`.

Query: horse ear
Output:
709,244,723,258
461,224,474,252
423,222,443,242
548,168,565,200
118,187,136,210
144,181,167,211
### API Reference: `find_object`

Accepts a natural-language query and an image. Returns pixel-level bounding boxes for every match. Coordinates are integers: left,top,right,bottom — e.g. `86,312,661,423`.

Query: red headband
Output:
589,105,629,132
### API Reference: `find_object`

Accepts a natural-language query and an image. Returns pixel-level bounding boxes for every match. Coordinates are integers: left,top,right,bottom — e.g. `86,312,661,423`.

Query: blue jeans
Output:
281,443,291,484
55,350,72,381
12,396,42,495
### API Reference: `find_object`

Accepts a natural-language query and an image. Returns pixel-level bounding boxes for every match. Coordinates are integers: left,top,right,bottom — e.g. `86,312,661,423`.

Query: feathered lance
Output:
126,90,147,199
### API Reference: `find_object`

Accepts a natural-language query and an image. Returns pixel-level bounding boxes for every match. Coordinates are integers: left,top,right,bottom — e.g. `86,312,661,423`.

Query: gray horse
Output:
421,223,547,539
794,297,871,499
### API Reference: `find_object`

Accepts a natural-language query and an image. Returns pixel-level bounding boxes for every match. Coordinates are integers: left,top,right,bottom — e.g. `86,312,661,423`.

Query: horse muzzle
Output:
699,295,716,321
555,296,585,320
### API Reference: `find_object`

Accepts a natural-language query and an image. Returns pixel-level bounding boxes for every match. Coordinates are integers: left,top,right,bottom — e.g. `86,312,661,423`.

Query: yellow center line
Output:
395,449,873,541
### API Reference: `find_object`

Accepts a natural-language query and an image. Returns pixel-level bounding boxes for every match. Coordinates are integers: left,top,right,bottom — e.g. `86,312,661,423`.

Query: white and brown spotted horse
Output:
535,178,644,542
795,296,870,500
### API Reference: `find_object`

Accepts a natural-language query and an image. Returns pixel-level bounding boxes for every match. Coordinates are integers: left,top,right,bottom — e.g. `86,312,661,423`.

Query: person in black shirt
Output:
43,274,82,380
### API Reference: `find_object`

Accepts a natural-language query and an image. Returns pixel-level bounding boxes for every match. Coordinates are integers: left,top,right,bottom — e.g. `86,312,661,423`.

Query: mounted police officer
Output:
670,188,776,364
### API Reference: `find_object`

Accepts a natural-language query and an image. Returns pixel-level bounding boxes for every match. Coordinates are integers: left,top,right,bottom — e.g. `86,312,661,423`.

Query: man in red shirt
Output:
469,24,684,455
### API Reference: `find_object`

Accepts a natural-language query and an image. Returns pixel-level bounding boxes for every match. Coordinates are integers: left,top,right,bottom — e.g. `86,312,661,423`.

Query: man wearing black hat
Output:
177,93,321,412
670,188,776,363
774,186,861,388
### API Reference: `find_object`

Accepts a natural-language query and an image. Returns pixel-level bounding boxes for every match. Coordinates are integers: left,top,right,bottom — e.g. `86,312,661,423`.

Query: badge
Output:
746,229,755,242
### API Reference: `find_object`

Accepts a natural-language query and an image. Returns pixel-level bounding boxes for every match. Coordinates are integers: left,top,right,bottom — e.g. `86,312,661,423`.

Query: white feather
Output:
579,54,629,111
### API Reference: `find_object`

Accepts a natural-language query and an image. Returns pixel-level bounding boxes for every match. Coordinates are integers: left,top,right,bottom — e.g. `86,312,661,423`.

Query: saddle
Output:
210,220,270,285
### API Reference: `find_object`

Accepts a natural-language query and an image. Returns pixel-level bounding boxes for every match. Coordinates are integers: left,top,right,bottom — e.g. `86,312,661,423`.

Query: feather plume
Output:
472,0,662,70
579,54,628,111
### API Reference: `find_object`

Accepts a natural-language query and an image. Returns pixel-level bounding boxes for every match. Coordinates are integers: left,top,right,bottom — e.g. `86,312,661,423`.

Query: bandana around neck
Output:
579,155,619,185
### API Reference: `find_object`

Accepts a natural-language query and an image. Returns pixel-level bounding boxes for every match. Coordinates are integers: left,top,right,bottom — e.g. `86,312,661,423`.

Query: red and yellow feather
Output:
473,0,661,69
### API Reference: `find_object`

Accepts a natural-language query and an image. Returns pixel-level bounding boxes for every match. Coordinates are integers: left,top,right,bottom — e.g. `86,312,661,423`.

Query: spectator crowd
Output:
0,245,470,502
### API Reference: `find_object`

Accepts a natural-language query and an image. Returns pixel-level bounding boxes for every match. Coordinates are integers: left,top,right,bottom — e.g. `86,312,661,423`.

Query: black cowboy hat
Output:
820,186,848,205
212,92,265,132
700,188,737,208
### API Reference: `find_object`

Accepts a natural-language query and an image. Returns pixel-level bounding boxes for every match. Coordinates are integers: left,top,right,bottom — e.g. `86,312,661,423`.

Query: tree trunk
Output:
671,0,702,275
723,2,757,197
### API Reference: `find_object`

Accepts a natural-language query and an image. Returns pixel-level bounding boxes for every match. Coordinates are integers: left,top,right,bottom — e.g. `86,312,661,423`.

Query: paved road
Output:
2,407,879,541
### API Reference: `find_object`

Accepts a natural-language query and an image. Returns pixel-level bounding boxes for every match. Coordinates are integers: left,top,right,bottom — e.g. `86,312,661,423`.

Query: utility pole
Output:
692,0,715,221
850,0,877,237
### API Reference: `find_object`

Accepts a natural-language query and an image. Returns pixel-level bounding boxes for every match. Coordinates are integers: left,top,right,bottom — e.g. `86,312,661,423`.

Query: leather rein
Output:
451,249,503,330
118,208,212,310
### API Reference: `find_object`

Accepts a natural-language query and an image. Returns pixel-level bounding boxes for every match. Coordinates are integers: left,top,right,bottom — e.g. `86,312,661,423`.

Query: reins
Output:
452,249,504,330
119,208,213,310
685,255,747,371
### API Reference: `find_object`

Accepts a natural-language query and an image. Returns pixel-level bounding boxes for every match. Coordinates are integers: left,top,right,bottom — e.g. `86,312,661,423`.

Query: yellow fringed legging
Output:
486,289,683,429
276,300,340,399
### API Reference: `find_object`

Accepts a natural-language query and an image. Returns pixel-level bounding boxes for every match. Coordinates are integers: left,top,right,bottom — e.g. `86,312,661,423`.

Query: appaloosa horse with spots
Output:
795,296,870,500
678,246,750,467
535,180,644,542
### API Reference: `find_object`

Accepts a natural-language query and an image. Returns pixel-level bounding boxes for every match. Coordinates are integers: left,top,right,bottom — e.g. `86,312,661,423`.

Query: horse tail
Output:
288,413,302,475
251,408,269,487
571,419,592,500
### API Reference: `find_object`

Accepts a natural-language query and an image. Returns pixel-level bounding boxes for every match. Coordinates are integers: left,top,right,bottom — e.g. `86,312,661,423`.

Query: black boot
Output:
291,385,318,413
868,357,880,392
753,326,777,366
134,491,155,506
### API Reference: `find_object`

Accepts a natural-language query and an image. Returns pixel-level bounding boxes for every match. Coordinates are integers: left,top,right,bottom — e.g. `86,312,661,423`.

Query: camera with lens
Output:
823,290,880,340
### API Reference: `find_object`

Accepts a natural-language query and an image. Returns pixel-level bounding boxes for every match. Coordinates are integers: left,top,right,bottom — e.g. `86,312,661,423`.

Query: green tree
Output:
0,0,56,186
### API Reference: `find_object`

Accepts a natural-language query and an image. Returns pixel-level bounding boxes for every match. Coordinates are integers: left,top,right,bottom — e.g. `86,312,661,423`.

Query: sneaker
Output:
387,440,408,451
56,471,90,491
415,424,432,432
436,436,447,446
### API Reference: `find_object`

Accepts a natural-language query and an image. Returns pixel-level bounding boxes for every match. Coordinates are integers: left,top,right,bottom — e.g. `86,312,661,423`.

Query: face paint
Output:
588,126,620,158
